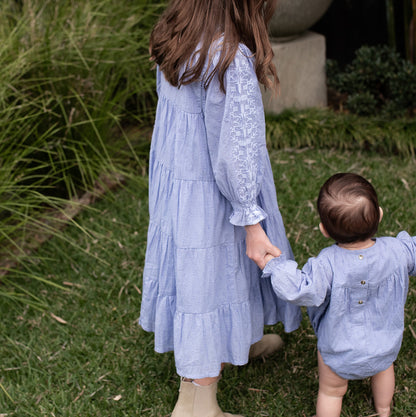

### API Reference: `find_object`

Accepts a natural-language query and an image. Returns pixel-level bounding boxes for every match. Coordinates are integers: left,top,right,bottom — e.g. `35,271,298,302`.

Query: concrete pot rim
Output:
270,0,333,38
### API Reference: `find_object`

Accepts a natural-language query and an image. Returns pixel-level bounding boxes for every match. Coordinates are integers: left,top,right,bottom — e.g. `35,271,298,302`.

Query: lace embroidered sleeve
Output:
204,46,268,226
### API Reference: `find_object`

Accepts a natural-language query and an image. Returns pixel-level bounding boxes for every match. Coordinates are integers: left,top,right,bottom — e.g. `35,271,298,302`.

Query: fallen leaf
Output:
50,313,67,325
401,178,410,191
73,386,85,402
63,281,82,288
409,324,416,340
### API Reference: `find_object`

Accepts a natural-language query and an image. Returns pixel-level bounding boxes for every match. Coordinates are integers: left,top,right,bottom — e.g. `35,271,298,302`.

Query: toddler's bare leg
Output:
371,364,394,417
316,351,348,417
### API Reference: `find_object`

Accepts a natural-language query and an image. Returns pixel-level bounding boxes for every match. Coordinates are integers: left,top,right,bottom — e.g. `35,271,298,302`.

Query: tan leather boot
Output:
171,379,243,417
249,334,284,359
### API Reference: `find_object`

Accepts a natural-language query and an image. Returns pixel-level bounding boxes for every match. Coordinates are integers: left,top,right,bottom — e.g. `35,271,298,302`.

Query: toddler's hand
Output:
264,253,277,265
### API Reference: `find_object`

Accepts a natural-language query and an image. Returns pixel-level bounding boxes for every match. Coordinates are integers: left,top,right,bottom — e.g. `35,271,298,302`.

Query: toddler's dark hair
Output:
317,173,380,243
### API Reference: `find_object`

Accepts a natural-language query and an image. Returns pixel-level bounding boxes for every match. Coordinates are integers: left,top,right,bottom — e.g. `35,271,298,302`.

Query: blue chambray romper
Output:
263,232,414,380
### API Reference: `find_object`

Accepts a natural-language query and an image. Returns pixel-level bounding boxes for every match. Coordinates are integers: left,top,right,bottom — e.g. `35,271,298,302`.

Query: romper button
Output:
358,300,363,304
361,280,366,285
359,255,364,260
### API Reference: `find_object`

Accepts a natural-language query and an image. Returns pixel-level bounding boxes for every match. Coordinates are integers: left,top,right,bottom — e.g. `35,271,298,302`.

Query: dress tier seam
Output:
151,154,215,183
151,155,267,207
157,90,203,115
175,299,253,315
148,219,245,250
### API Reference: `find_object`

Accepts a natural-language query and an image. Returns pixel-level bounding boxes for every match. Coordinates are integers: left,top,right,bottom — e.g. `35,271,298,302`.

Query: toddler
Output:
263,173,415,417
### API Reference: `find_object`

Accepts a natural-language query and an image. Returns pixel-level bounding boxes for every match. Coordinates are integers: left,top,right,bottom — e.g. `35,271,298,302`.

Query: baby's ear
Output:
379,207,383,223
319,223,330,238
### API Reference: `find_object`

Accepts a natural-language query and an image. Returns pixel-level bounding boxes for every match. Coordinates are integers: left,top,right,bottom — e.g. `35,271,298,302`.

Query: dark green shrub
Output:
346,92,378,116
327,45,416,117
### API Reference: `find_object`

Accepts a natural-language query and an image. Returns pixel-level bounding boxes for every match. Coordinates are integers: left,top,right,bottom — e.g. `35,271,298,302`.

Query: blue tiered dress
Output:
139,43,301,379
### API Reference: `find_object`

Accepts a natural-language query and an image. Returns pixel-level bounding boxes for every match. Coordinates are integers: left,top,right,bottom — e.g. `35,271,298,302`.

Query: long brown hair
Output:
149,0,279,93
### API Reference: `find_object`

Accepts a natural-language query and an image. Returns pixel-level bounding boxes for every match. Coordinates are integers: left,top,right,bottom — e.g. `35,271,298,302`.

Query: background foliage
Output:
0,0,161,302
327,45,416,117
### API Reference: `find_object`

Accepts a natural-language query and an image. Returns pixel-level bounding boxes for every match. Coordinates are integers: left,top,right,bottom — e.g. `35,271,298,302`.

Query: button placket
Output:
358,254,367,304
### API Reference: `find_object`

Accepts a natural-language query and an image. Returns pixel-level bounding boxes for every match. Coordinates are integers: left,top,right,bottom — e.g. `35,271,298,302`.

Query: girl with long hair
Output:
139,1,301,415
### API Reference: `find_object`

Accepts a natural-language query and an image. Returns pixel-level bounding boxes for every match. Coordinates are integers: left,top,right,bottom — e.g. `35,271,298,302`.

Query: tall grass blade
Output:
0,381,14,404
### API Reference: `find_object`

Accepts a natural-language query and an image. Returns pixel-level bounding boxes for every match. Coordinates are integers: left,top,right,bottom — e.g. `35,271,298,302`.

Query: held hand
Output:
264,253,276,265
245,223,281,269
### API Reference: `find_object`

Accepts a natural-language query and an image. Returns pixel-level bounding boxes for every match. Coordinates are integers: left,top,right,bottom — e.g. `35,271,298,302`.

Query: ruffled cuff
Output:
229,202,267,226
262,253,289,277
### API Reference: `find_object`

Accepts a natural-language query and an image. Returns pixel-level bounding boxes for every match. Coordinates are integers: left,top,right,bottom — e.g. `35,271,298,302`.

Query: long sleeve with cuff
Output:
204,44,268,226
262,253,332,307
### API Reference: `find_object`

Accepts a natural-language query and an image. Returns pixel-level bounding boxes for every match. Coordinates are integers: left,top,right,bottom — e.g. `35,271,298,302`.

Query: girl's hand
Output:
245,223,281,269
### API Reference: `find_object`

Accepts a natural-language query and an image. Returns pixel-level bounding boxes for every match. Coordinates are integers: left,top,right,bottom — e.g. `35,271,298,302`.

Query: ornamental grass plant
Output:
0,0,160,304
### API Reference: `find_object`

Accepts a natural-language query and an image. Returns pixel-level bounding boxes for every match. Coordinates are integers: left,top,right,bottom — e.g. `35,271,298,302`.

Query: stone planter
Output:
270,0,333,40
262,0,334,114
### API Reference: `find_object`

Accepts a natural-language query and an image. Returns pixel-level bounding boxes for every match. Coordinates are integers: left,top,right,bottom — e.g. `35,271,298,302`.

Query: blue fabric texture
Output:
139,43,301,379
263,231,415,380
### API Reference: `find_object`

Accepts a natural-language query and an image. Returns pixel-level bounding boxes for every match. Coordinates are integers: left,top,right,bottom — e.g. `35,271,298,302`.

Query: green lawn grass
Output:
1,147,415,416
